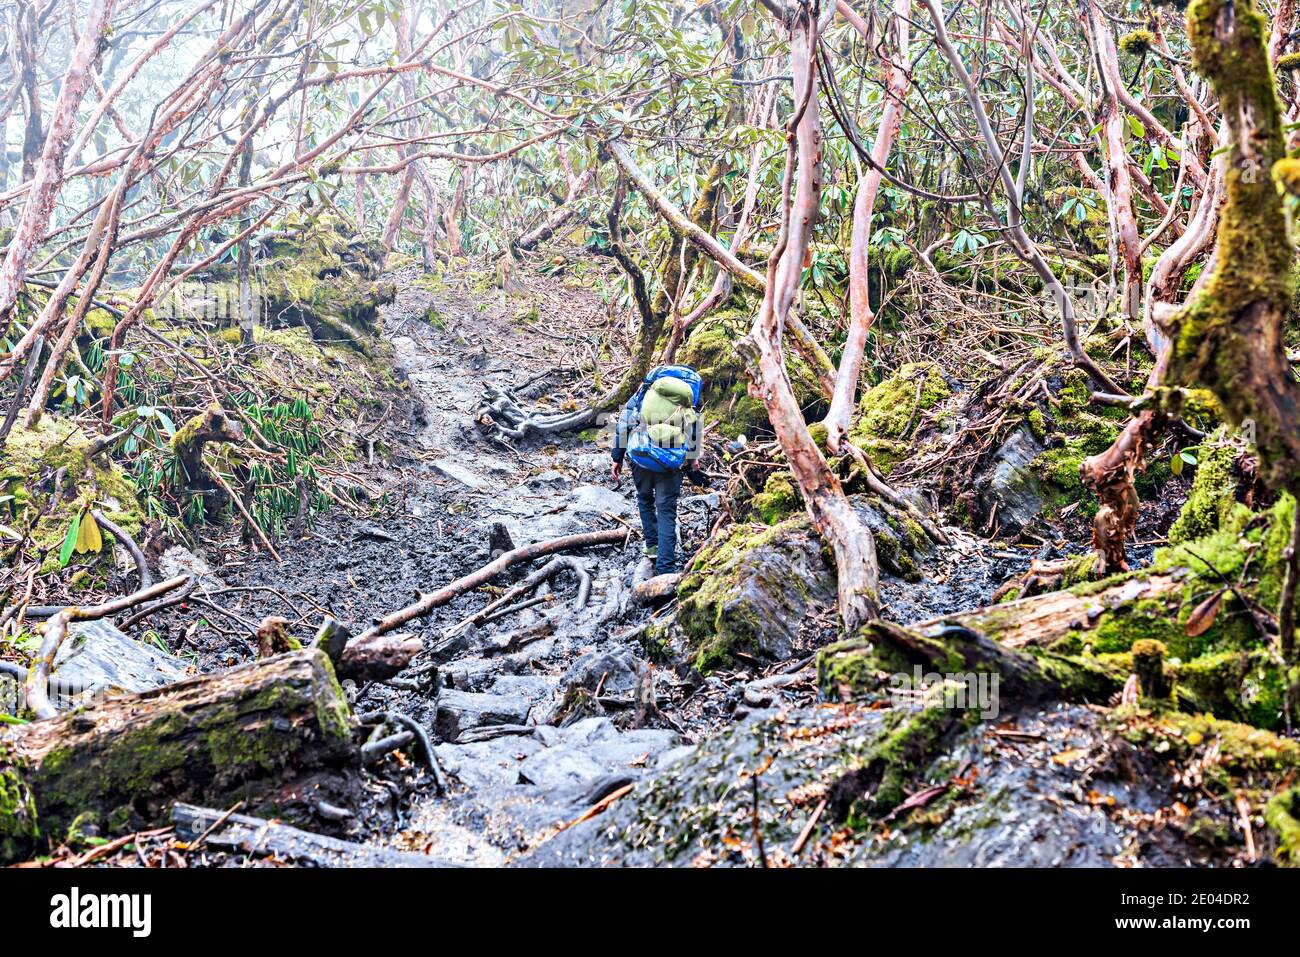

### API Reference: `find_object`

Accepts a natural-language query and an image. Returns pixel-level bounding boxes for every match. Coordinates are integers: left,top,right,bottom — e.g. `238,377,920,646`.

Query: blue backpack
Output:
623,366,703,473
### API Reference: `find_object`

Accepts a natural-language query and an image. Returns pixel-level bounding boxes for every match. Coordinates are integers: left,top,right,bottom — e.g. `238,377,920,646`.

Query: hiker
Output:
610,365,708,576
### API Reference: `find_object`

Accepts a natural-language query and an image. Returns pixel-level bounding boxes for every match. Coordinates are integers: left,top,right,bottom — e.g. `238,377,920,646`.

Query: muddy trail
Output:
0,266,1276,872
0,243,1272,871
99,265,1042,867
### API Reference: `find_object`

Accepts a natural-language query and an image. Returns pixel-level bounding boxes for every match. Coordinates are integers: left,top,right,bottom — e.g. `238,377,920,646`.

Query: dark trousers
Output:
631,464,684,575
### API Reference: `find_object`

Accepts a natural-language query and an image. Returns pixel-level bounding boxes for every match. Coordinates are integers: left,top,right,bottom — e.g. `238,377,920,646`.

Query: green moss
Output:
0,744,39,860
0,417,144,573
1032,649,1131,699
1,649,354,861
1026,407,1048,441
850,362,949,445
1265,787,1300,864
1275,156,1300,195
193,216,393,353
750,471,799,525
1045,493,1300,727
84,307,117,337
1114,708,1300,786
1173,0,1295,488
1175,650,1286,726
1018,369,1148,516
817,638,886,700
1168,430,1247,543
309,652,354,747
638,620,674,665
838,697,970,823
679,309,822,439
873,520,922,582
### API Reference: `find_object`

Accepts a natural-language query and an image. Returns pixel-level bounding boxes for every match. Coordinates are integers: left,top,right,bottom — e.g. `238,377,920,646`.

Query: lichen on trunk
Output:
1170,0,1300,491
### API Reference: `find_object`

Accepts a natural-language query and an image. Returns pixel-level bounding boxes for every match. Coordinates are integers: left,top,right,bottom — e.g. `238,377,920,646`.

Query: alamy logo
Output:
889,665,1000,719
49,887,152,938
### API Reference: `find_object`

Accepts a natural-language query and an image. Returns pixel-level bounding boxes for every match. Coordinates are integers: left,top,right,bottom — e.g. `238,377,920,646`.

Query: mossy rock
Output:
749,471,800,525
848,362,949,473
0,417,144,573
676,515,837,672
191,216,394,352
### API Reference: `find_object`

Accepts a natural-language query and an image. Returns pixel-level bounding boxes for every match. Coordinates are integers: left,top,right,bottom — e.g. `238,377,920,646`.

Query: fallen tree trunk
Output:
352,526,628,644
863,618,1124,704
172,803,451,867
0,648,355,863
819,611,1129,707
926,573,1183,651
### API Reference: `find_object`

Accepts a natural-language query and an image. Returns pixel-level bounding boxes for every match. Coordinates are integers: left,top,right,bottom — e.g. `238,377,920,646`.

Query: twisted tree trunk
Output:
1168,0,1300,493
748,2,880,631
824,0,910,453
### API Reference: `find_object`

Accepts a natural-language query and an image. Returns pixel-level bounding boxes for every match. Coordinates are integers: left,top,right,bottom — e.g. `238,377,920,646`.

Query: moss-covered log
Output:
818,618,1126,706
0,648,355,863
822,497,1300,727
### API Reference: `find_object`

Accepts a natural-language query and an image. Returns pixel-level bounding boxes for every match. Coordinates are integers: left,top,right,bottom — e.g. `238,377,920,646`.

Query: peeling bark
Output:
0,0,115,336
747,3,880,631
824,0,910,453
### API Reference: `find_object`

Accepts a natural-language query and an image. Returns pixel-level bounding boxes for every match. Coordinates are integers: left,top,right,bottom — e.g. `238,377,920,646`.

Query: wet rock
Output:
430,458,487,489
533,725,565,747
487,521,515,556
487,674,556,706
526,470,567,491
983,426,1047,529
353,523,395,542
557,651,640,699
439,656,512,691
676,516,836,671
517,723,682,791
567,484,634,517
654,745,697,769
49,619,191,710
434,688,533,741
585,730,681,768
434,738,543,789
159,545,224,590
560,716,621,746
517,745,606,789
742,671,807,708
456,724,536,743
